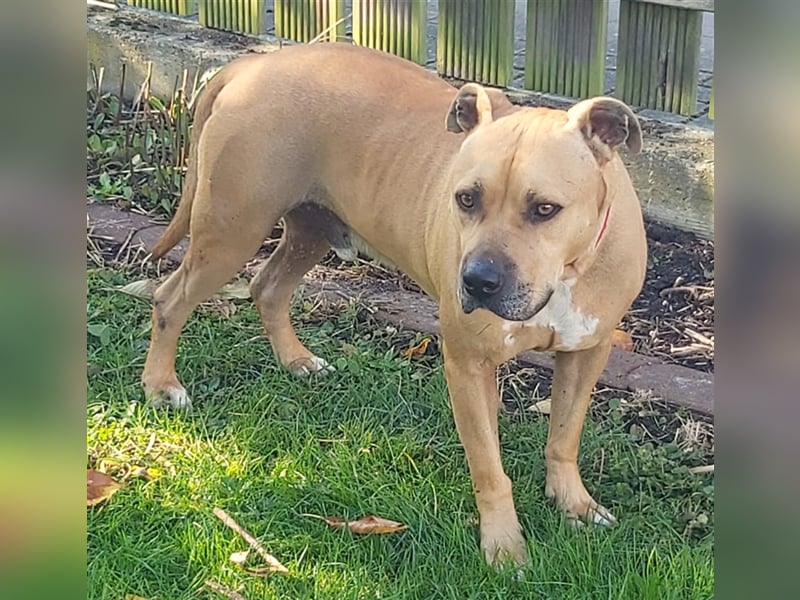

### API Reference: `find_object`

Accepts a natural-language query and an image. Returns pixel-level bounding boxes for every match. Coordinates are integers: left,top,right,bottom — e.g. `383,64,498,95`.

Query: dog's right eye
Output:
455,191,476,211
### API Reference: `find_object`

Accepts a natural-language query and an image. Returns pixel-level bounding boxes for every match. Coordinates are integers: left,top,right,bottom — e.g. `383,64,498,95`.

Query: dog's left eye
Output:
456,191,476,211
530,203,561,221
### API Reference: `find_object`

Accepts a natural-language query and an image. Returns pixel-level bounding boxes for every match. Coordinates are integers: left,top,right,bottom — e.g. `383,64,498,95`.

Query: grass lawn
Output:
87,268,714,599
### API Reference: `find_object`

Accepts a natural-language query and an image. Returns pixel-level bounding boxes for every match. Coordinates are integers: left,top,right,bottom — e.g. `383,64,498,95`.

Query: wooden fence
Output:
126,0,713,118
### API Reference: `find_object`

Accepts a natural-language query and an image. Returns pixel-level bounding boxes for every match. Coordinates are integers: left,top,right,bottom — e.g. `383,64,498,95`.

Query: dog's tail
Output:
150,67,228,260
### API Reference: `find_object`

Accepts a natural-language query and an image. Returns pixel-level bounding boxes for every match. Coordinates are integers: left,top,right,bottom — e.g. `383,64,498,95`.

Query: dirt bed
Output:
624,223,714,372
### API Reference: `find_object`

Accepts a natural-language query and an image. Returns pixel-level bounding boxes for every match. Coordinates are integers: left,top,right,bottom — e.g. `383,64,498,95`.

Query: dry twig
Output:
308,13,352,44
212,507,289,574
688,465,715,475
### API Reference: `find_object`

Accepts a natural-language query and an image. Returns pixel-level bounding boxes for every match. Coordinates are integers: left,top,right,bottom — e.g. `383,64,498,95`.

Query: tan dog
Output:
143,43,646,565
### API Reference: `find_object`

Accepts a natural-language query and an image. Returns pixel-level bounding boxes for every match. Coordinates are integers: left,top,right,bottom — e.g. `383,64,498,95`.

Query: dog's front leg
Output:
442,340,528,566
545,338,616,525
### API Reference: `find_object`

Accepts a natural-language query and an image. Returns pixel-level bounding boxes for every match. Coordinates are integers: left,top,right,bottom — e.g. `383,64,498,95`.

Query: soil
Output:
496,360,713,454
625,222,714,372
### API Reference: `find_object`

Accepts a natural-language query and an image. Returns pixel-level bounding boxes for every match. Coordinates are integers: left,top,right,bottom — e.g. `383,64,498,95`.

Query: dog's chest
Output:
502,279,599,352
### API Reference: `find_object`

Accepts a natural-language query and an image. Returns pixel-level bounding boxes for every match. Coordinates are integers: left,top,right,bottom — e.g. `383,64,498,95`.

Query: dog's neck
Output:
564,178,613,279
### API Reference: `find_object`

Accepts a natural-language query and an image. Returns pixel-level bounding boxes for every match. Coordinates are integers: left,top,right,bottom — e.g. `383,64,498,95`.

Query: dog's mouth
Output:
459,285,553,322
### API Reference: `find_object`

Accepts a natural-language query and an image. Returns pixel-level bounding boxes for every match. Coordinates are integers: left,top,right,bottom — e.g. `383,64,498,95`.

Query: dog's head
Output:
445,84,642,321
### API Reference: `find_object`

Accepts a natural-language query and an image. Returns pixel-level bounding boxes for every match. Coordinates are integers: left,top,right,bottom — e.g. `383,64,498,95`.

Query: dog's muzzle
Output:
461,253,506,303
459,251,553,321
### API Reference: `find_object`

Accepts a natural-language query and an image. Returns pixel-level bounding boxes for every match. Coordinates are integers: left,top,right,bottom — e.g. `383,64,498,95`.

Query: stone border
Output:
87,203,714,416
87,4,713,240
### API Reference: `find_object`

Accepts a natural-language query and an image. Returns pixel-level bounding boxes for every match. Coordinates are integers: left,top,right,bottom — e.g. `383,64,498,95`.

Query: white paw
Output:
567,504,616,528
288,356,336,378
590,505,616,526
145,385,192,410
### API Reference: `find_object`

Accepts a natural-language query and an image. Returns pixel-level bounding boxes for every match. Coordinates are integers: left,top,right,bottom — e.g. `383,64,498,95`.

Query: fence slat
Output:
303,0,311,42
633,1,646,105
361,0,369,49
353,2,426,64
394,0,401,56
436,0,513,86
655,5,669,108
274,0,344,43
411,0,423,64
562,0,572,97
679,8,701,114
617,0,702,115
588,0,607,95
541,0,554,91
524,0,606,98
642,2,655,106
487,0,498,84
396,0,404,57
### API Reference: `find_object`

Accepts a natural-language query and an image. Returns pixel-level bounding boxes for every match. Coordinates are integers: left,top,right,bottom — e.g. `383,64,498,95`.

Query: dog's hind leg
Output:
249,204,334,377
142,189,281,409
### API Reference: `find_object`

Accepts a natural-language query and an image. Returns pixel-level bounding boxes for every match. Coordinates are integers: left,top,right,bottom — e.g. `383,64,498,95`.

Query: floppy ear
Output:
446,83,494,135
566,97,642,164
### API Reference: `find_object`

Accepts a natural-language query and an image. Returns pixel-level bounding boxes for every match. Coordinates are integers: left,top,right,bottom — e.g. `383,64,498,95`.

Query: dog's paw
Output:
588,503,616,526
545,468,616,527
566,503,617,528
480,519,529,568
144,384,192,410
287,355,336,378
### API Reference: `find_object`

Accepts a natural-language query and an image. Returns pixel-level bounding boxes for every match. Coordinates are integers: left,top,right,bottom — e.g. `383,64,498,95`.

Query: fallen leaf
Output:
401,338,430,358
527,398,552,415
217,279,251,300
229,550,249,565
324,515,408,535
115,279,156,300
611,329,634,351
124,595,149,600
87,469,122,506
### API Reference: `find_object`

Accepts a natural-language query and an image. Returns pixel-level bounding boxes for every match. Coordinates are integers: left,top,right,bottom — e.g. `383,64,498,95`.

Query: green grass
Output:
87,269,714,599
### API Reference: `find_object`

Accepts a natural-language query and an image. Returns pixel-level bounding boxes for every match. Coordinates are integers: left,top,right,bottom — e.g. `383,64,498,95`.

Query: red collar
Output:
593,205,611,249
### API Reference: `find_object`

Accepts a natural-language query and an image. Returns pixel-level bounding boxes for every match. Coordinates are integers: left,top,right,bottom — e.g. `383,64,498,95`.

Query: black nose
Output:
462,255,505,300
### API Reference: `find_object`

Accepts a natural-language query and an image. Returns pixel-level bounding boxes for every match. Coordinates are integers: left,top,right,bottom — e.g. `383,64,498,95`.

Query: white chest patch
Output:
504,279,599,350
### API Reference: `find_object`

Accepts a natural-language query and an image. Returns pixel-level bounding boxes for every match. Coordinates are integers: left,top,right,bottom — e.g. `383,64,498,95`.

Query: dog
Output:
142,43,647,566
